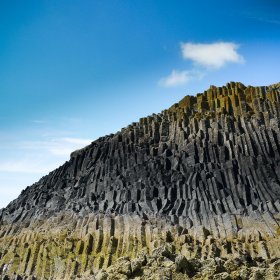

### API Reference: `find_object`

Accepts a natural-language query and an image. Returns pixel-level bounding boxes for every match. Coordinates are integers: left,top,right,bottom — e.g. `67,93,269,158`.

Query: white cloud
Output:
0,137,92,175
255,17,280,25
0,171,46,208
159,70,204,87
181,42,244,69
246,14,280,25
0,160,54,174
0,187,25,208
47,137,92,156
62,137,92,145
31,120,48,124
20,137,92,157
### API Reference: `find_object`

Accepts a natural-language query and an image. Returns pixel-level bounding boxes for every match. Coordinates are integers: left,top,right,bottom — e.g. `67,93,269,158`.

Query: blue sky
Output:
0,0,280,208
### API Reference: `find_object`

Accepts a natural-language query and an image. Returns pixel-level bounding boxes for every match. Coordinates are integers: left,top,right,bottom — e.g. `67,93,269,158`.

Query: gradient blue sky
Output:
0,0,280,208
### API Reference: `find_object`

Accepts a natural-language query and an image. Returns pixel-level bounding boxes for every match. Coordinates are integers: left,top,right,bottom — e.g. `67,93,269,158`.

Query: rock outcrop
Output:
1,82,280,279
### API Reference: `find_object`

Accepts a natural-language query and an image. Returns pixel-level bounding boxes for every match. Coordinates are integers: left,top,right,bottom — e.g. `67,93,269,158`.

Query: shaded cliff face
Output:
1,82,280,280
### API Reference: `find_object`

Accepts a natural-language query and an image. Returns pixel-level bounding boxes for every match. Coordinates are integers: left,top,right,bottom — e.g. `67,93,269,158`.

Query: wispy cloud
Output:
0,187,27,208
31,120,48,124
0,137,92,174
46,137,92,156
159,70,204,87
0,159,55,174
181,42,244,69
20,137,92,157
249,16,280,25
62,137,92,145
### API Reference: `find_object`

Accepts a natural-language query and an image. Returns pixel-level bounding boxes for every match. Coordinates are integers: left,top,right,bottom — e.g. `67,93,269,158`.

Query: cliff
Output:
1,82,280,279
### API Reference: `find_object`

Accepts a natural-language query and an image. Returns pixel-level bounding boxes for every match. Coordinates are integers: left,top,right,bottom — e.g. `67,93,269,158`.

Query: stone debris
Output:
1,82,280,279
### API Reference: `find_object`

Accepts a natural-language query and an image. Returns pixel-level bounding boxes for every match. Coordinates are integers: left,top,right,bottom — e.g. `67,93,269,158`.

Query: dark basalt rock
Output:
1,82,280,279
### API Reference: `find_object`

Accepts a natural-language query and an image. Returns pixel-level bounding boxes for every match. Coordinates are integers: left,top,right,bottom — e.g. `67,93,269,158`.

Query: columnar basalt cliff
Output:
1,82,280,279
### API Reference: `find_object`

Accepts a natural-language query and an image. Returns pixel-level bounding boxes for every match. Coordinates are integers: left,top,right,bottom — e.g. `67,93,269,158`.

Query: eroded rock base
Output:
0,213,280,279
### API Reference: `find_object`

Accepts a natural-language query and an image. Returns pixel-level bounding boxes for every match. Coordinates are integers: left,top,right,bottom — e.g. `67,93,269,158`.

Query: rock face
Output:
1,82,280,279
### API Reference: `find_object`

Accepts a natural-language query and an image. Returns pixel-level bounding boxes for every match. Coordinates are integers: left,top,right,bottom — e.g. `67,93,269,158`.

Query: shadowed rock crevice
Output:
1,82,280,279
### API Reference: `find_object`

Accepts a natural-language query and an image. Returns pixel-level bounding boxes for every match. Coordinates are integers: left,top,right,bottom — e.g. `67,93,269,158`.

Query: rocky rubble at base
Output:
92,247,280,280
2,246,280,280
